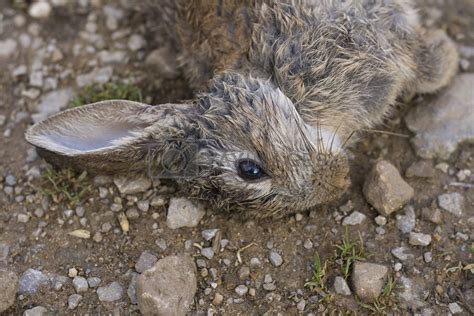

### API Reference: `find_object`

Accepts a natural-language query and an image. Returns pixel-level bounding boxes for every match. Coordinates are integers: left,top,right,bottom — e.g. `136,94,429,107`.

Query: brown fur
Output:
26,0,458,218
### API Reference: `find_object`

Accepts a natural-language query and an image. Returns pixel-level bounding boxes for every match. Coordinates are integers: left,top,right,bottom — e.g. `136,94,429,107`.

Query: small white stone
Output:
448,302,463,314
409,232,432,246
375,216,387,226
29,2,52,19
342,211,367,226
235,285,248,296
394,263,403,272
68,268,78,278
128,34,146,51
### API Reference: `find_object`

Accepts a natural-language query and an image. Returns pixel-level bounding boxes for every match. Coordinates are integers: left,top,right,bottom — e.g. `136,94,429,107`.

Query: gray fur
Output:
26,0,458,218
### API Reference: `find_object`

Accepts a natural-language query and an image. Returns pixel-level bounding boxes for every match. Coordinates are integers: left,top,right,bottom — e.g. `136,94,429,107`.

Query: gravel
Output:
166,197,206,229
0,39,18,58
97,281,123,302
201,247,215,260
72,276,88,293
136,255,197,315
67,294,82,310
437,193,464,217
135,251,158,273
421,207,443,224
32,88,74,123
409,232,432,246
113,176,152,195
396,206,416,233
19,268,49,295
202,229,219,241
391,247,414,261
28,2,52,18
23,306,48,316
269,251,283,267
448,302,463,314
342,211,367,226
405,74,474,159
333,276,351,296
0,269,18,313
87,277,101,288
351,261,388,302
235,285,249,296
363,160,414,216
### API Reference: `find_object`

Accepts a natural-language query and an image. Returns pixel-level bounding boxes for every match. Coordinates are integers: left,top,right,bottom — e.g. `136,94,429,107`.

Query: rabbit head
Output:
25,72,349,218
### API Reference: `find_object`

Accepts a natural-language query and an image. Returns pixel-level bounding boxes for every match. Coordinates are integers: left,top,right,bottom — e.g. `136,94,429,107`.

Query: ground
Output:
0,0,473,315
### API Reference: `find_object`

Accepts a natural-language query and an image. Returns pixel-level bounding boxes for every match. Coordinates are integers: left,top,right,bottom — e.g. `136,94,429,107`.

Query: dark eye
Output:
237,159,267,181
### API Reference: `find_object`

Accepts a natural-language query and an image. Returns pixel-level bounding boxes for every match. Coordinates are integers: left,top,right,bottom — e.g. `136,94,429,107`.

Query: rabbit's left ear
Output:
25,100,166,173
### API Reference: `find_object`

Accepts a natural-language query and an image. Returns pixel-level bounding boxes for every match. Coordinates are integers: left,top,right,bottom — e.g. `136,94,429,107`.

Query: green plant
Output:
356,275,400,315
334,228,366,278
70,82,143,107
305,252,328,291
34,168,91,207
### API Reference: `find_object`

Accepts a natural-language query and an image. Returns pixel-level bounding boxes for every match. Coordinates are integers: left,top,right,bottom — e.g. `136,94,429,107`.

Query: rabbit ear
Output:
25,100,177,173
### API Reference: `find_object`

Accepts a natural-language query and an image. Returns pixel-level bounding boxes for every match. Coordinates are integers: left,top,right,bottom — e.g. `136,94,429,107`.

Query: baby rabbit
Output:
26,0,458,218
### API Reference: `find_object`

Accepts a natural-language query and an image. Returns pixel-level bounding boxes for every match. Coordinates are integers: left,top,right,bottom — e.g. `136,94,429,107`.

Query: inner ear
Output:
26,100,153,156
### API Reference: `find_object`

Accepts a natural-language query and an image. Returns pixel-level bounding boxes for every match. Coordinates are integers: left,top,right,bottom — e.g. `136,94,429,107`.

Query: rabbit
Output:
25,0,459,219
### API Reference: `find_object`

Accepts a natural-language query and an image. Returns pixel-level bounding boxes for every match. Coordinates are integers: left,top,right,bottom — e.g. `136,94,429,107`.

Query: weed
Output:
356,274,401,315
33,168,91,208
334,228,366,278
305,252,328,291
70,82,143,107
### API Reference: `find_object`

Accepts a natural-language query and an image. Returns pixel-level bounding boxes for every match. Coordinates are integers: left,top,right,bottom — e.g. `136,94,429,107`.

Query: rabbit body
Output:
26,0,458,218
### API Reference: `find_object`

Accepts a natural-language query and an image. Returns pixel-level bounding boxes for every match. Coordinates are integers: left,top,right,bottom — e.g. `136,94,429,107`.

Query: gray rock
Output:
114,176,152,195
76,67,113,88
0,269,18,313
398,276,425,308
98,50,128,64
237,266,251,280
235,285,248,296
405,160,435,178
269,251,283,267
67,294,82,310
5,175,16,186
87,277,101,288
406,74,474,159
136,255,197,315
32,88,74,123
19,268,49,295
128,34,146,51
0,39,18,58
351,261,388,302
97,281,123,302
421,208,443,224
438,193,464,217
202,229,219,241
409,233,432,246
201,247,215,260
0,242,10,264
127,273,139,305
363,160,414,216
166,198,206,229
23,306,48,316
391,247,414,261
135,251,158,273
448,303,463,314
72,276,88,293
333,276,351,296
28,2,52,18
342,211,367,226
396,206,416,234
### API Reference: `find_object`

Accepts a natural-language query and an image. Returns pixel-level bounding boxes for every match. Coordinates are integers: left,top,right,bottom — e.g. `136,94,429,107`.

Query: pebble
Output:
17,214,30,223
75,206,85,217
150,196,166,207
421,208,443,224
126,208,140,219
166,197,206,229
202,229,219,241
137,200,150,212
398,276,425,308
297,299,306,311
303,239,313,249
213,293,224,305
128,34,146,51
68,268,78,278
269,251,283,267
135,251,158,273
76,67,113,88
375,216,387,226
73,276,88,293
87,277,101,288
0,243,10,264
409,232,432,246
136,255,197,315
363,160,414,216
97,281,123,302
201,247,215,260
448,302,463,314
351,261,388,302
396,206,416,234
0,269,18,313
23,306,48,316
435,163,450,173
93,232,103,243
237,266,251,280
342,211,367,226
0,39,18,58
405,160,435,178
19,268,50,295
29,2,52,18
438,193,464,217
391,247,414,261
235,285,248,296
68,229,91,239
127,273,138,305
394,263,403,272
155,238,167,250
424,252,433,263
5,175,16,186
333,276,351,296
405,74,474,159
67,294,82,310
113,176,151,195
32,88,74,123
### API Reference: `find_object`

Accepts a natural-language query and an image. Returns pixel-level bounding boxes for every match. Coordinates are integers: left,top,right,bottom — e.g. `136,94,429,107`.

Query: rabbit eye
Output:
237,159,267,181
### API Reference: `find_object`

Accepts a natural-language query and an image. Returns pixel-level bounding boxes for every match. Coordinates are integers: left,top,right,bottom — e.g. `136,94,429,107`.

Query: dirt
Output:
0,0,473,315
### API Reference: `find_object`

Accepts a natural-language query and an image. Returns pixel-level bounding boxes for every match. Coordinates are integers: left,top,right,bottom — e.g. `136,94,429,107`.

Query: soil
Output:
0,0,473,315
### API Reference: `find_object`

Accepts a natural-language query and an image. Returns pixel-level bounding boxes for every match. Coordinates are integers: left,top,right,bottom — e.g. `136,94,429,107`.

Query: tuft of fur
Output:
26,0,458,218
